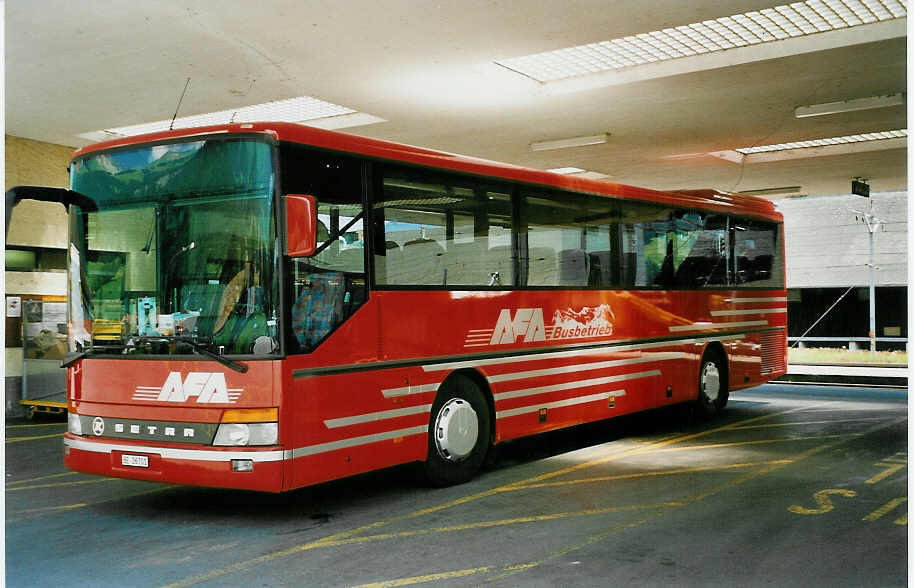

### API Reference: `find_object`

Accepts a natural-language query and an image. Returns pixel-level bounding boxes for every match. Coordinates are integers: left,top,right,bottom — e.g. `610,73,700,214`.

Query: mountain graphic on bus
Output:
551,304,615,340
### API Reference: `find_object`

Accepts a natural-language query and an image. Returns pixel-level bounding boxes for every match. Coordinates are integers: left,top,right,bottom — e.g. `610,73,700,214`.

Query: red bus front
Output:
61,134,292,491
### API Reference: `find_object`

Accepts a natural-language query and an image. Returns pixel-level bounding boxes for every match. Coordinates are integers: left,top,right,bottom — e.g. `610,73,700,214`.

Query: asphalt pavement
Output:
5,382,908,587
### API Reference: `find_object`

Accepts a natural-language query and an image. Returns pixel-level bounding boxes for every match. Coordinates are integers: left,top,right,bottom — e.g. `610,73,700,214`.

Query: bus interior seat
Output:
558,248,588,286
587,250,611,287
392,238,445,285
527,247,558,286
292,272,345,348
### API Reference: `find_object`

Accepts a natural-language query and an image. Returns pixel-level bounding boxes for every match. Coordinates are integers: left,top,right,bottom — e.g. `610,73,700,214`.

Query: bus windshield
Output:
68,137,279,357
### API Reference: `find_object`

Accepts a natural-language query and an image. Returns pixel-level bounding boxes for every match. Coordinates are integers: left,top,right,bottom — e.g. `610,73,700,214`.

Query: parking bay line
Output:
6,471,77,486
7,478,116,492
5,422,67,429
6,432,64,443
6,486,173,523
159,404,825,588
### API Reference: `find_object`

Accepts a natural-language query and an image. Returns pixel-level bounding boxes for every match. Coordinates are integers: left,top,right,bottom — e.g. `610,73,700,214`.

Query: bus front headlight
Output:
68,412,83,436
213,422,278,446
213,408,279,446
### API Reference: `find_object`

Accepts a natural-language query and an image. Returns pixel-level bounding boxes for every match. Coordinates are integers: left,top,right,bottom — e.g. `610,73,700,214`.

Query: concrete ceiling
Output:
6,1,908,198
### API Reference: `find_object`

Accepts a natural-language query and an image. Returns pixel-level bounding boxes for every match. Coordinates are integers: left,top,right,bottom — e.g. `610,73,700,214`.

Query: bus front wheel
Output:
423,374,491,487
696,350,728,418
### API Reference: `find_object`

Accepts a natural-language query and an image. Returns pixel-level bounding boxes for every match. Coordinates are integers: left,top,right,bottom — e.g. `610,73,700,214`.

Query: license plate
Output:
121,454,149,468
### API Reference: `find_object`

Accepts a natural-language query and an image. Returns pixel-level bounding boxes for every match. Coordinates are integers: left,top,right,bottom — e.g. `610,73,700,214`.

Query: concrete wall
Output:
777,190,907,289
5,135,75,417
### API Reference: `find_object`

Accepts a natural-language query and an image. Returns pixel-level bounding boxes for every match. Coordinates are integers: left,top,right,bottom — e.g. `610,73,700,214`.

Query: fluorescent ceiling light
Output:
531,133,610,151
80,95,383,140
795,93,905,117
740,186,806,199
735,129,907,154
495,0,907,83
547,167,611,180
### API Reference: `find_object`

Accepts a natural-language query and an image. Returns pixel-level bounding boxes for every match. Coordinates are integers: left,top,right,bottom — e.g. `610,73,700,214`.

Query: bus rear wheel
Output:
423,374,491,487
696,350,728,418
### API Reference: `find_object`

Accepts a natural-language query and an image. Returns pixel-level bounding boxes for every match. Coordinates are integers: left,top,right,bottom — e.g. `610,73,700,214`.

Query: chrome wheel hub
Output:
434,398,479,462
701,362,721,403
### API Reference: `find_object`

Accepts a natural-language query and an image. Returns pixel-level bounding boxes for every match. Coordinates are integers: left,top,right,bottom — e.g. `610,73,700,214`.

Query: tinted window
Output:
672,211,730,287
374,168,513,287
734,220,781,287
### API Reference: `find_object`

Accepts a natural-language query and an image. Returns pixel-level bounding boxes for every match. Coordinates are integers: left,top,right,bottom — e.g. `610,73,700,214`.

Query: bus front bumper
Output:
63,434,286,492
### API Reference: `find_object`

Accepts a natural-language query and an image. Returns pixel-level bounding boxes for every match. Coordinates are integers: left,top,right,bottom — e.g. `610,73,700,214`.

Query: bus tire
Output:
696,349,728,418
423,374,491,487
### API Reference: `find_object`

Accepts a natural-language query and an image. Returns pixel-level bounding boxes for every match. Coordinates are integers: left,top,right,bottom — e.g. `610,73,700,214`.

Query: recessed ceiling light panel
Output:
80,95,382,139
795,93,905,117
495,0,906,83
735,129,907,154
531,133,610,151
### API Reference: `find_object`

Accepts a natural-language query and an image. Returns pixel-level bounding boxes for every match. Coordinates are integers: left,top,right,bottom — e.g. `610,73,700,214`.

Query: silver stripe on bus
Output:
710,308,787,316
382,382,440,398
342,356,683,427
496,390,627,420
669,321,767,332
290,425,428,458
63,437,286,462
724,297,788,303
494,370,660,402
422,334,744,373
324,404,433,429
487,352,687,384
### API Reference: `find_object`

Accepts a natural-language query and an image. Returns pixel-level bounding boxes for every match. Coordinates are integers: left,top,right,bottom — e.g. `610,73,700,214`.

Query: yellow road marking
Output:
7,471,77,486
7,478,115,491
6,486,172,523
863,497,908,522
305,501,681,550
726,417,889,430
511,460,792,490
352,566,493,588
649,433,862,453
788,489,857,515
865,464,906,485
160,404,822,588
894,513,907,526
351,561,543,588
9,503,89,516
6,432,64,443
5,422,67,429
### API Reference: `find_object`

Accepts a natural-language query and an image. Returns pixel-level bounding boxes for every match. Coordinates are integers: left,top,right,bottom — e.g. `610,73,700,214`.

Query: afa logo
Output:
132,372,243,404
490,308,547,345
466,305,615,347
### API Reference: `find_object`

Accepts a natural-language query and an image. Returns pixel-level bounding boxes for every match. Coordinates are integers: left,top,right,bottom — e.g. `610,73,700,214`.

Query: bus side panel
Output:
287,369,431,489
285,299,432,489
477,342,696,444
376,289,692,445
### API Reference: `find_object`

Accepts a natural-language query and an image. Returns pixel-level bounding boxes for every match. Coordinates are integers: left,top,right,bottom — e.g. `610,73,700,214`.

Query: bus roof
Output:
72,122,781,222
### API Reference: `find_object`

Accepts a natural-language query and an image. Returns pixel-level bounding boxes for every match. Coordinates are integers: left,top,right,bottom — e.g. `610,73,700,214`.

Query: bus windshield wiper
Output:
133,336,249,373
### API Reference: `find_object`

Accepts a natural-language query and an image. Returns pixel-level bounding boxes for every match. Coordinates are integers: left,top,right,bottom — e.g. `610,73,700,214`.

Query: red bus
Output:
9,122,786,492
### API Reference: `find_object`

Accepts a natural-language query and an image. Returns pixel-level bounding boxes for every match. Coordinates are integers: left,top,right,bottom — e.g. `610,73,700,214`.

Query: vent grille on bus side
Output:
760,332,786,375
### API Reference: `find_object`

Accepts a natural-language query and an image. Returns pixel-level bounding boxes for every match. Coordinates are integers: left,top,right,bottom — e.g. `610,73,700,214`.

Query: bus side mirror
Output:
285,194,318,257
